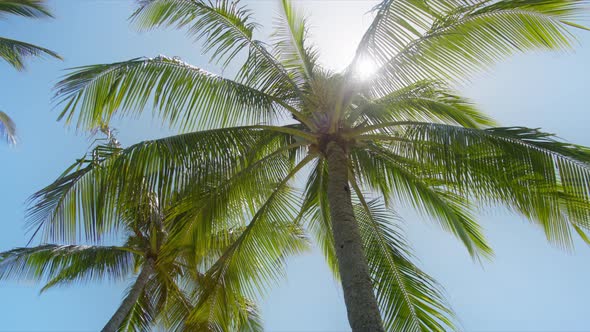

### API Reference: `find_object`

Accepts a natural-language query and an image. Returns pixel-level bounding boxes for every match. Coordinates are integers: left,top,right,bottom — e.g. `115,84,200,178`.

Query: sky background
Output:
1,0,589,331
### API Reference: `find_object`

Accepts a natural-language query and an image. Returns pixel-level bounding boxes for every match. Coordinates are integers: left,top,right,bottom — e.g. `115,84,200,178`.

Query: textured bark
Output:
101,258,155,332
325,141,385,332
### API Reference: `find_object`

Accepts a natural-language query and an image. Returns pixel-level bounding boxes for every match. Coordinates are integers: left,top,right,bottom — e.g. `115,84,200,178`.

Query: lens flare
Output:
355,57,377,81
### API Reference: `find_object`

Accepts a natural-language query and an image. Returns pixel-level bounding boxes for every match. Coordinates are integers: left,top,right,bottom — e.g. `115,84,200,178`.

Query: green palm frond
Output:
161,245,264,332
0,0,51,18
118,267,186,332
20,125,312,330
0,111,17,144
186,157,311,328
155,282,192,332
351,80,496,128
131,0,300,99
0,244,138,292
271,0,318,85
351,192,457,332
352,0,450,68
351,144,493,260
361,122,590,249
0,37,61,71
131,0,257,68
299,158,339,276
183,293,263,332
167,144,304,249
54,56,286,131
235,301,264,332
356,0,589,94
26,142,122,243
108,126,303,248
118,290,156,332
26,126,298,243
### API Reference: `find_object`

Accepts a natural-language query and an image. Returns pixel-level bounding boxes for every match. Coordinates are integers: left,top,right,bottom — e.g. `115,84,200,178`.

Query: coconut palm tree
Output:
1,133,308,331
0,0,61,143
50,0,590,331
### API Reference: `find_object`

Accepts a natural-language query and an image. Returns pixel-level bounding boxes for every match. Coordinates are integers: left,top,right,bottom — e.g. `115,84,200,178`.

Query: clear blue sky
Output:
1,1,590,331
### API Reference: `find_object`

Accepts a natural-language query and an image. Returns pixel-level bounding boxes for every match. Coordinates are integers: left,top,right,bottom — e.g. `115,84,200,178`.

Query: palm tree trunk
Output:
325,141,384,332
101,258,155,332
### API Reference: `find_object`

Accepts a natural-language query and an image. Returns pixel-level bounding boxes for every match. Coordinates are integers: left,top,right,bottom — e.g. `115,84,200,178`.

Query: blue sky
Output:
1,0,590,331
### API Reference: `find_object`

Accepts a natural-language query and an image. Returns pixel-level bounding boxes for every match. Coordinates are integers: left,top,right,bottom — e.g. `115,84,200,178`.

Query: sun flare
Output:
355,57,377,81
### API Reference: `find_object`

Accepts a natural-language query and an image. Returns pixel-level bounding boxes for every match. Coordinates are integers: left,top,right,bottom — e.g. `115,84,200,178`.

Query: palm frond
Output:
118,292,155,332
26,142,122,243
363,122,590,249
363,0,589,94
154,281,192,332
351,190,457,332
157,263,263,332
186,156,312,328
0,0,52,18
0,37,61,71
351,0,453,70
130,0,301,100
165,141,305,251
0,244,137,291
117,276,162,332
131,0,257,68
55,56,284,131
351,143,494,260
27,125,297,243
350,80,496,129
299,158,339,276
271,0,318,85
183,294,263,332
0,111,17,144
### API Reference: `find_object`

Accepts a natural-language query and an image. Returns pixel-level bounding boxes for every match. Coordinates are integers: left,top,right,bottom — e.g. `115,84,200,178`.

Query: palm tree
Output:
1,133,308,331
50,0,590,331
0,0,61,143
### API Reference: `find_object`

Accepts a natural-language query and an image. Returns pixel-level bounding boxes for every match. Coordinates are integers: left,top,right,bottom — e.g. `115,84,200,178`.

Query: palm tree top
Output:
4,129,309,331
34,0,590,330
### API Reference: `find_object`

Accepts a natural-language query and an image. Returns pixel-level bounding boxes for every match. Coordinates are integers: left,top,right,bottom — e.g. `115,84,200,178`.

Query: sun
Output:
354,57,378,81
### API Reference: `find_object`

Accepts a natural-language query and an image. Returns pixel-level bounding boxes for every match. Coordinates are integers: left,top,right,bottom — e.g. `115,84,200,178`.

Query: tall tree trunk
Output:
101,258,155,332
325,141,385,332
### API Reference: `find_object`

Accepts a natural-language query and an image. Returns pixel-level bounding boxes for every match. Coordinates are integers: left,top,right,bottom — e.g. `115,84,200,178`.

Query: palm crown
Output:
0,0,61,144
2,131,308,331
34,0,590,330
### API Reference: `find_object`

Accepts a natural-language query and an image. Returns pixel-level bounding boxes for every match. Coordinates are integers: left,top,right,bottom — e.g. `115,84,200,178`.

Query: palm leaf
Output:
26,142,122,243
163,231,264,332
0,0,52,18
26,126,297,243
351,191,457,332
0,244,138,292
55,56,286,131
0,37,61,71
352,143,493,260
350,80,496,129
299,158,339,276
118,289,156,332
352,0,450,70
130,0,301,99
0,110,17,144
186,156,311,328
360,122,590,249
363,0,589,94
271,0,318,85
165,140,305,249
